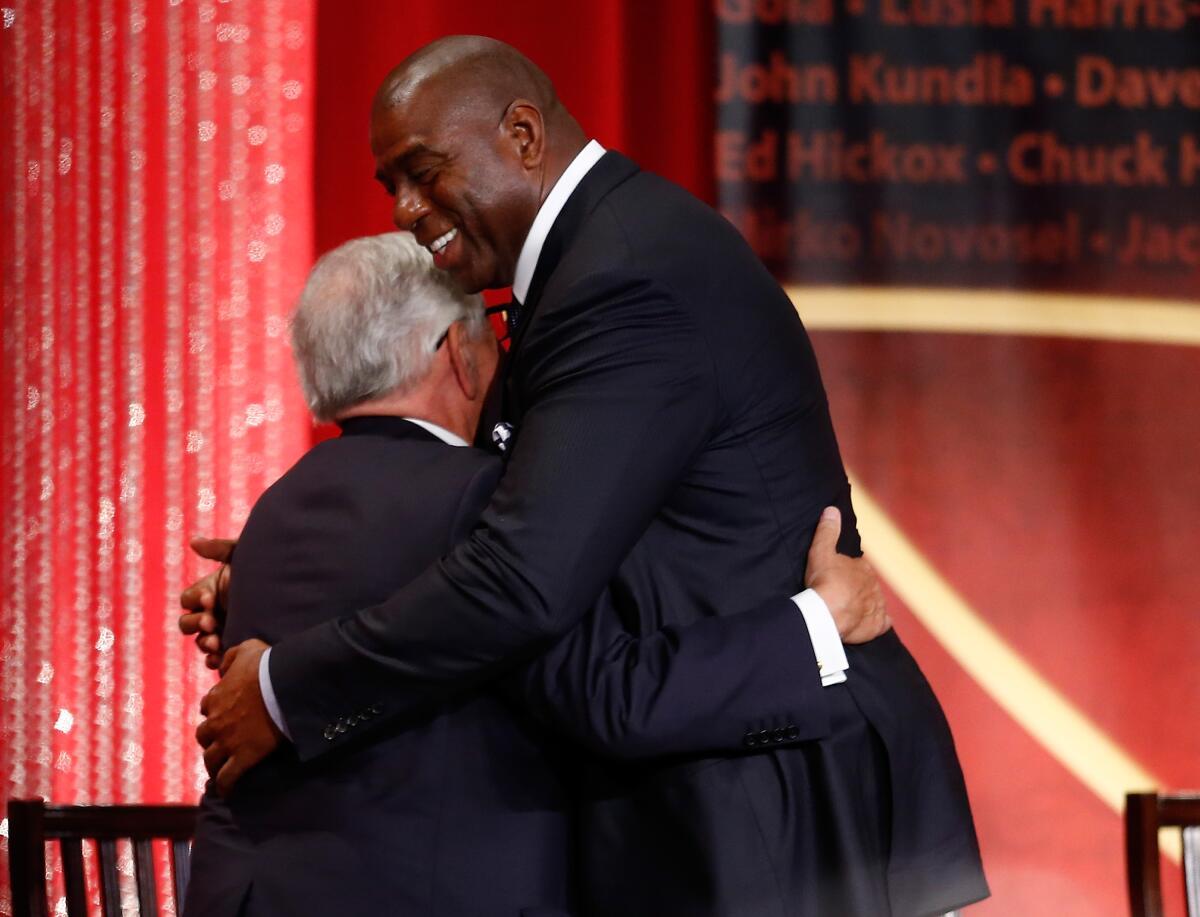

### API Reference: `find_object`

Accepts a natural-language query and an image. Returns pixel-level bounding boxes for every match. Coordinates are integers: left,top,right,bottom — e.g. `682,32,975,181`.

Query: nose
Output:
392,183,428,232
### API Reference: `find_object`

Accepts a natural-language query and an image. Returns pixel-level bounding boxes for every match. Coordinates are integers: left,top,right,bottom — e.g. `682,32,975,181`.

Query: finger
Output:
180,611,218,637
809,506,842,557
178,612,205,635
189,536,237,563
199,689,213,717
196,717,213,746
179,584,215,614
205,652,223,670
203,742,227,778
216,563,232,598
215,755,247,798
196,631,222,653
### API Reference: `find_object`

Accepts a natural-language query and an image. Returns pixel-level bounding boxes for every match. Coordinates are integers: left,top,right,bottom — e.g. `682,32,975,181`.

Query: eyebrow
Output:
374,144,437,184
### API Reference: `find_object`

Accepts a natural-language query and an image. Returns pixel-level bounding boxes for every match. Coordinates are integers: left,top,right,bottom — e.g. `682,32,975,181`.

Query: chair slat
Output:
5,800,49,917
171,838,192,908
7,799,198,917
58,837,88,917
133,838,158,914
1184,825,1200,917
1127,792,1164,917
1126,791,1200,917
96,838,122,917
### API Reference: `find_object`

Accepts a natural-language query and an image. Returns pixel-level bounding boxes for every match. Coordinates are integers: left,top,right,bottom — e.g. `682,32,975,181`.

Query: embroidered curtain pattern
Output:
0,1,315,909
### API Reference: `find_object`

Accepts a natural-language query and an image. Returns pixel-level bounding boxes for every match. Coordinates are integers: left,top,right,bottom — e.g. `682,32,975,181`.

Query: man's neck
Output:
511,139,606,302
336,391,471,444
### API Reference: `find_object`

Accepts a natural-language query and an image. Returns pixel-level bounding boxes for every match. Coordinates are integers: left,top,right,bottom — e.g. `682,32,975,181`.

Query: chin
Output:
461,272,504,296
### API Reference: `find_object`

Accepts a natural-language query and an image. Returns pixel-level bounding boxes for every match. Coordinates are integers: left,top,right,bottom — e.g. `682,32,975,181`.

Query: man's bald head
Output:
368,37,588,293
374,36,562,126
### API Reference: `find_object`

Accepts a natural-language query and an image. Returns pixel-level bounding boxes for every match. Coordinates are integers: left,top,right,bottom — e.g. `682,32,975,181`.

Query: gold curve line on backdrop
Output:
847,472,1182,865
789,287,1200,347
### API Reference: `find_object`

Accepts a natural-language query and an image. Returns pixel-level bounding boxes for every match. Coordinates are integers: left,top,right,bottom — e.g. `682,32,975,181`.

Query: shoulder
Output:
240,438,502,559
551,168,755,309
261,436,497,506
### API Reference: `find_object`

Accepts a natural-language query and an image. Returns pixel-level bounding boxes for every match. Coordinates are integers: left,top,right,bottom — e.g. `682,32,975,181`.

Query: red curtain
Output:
1,0,315,909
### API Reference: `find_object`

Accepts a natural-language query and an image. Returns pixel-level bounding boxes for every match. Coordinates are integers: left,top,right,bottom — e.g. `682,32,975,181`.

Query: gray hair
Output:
290,232,487,422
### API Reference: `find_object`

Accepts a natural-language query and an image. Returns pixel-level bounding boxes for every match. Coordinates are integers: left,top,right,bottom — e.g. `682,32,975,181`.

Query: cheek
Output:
460,172,523,246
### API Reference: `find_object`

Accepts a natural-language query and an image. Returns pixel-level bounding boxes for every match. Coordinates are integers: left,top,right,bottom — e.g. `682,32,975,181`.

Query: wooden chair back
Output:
6,797,198,917
1126,791,1200,916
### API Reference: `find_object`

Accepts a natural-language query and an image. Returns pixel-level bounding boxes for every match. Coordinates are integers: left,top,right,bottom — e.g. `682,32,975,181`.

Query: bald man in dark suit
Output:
194,37,986,917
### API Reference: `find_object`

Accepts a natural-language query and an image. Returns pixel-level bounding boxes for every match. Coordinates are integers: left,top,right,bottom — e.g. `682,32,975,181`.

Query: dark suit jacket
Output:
271,153,989,915
184,417,576,917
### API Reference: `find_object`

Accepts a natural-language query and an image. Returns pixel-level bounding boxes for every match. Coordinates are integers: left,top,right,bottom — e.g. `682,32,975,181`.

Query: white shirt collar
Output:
511,139,606,304
403,417,469,448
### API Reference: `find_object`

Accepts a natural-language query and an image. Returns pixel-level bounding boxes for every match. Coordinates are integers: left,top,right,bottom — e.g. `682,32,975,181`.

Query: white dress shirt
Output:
511,139,608,304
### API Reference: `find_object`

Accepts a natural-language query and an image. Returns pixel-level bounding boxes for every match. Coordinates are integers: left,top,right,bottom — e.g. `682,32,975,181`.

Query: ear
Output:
502,99,545,171
445,321,480,401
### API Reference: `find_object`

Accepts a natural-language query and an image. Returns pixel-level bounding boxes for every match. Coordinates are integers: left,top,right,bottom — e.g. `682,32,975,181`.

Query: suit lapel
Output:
503,151,640,422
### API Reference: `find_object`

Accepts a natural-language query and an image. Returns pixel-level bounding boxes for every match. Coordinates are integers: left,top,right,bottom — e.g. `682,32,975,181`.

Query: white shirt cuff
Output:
258,646,292,741
792,588,849,686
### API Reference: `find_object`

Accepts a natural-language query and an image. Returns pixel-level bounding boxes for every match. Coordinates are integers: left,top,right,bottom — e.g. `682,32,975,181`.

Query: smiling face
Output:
371,82,542,294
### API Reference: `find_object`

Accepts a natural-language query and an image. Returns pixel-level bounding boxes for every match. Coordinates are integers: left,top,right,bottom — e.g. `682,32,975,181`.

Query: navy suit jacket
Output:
184,418,576,917
269,153,989,915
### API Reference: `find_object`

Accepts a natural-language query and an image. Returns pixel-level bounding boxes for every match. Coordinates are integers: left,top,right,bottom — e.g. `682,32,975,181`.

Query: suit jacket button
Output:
743,731,758,748
323,726,337,741
757,729,771,746
786,725,800,740
771,728,786,743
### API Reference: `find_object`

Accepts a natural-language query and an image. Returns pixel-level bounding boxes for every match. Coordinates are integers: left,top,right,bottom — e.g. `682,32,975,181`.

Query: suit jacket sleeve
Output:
270,270,809,760
506,594,830,760
457,461,831,760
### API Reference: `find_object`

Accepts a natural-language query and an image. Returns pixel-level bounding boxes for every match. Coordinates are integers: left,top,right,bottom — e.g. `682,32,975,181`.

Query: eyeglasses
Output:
436,305,512,352
484,303,511,344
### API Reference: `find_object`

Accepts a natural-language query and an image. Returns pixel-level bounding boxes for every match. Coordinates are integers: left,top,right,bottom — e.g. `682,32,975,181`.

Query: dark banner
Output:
715,0,1200,299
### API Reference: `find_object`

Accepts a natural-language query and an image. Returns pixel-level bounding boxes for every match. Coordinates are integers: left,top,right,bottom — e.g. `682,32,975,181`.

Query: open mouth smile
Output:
428,227,458,256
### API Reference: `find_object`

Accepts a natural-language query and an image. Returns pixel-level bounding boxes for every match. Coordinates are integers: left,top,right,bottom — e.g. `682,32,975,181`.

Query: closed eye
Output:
375,172,396,197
